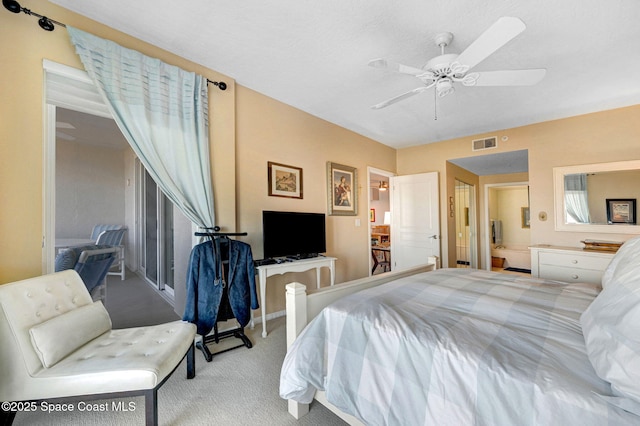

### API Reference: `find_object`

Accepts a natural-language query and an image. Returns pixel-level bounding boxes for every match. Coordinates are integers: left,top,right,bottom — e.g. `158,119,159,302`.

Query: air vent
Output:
472,136,497,151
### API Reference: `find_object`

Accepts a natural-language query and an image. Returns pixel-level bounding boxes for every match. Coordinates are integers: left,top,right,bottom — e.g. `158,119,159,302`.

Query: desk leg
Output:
316,267,321,289
259,269,268,338
330,261,335,286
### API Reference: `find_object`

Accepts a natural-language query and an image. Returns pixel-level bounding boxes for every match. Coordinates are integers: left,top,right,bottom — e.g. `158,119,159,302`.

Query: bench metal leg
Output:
186,343,195,379
0,407,16,426
144,389,158,426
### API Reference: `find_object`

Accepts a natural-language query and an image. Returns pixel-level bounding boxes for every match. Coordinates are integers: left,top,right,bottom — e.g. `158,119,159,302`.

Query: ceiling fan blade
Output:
368,58,425,76
371,85,433,109
456,17,526,71
473,69,546,86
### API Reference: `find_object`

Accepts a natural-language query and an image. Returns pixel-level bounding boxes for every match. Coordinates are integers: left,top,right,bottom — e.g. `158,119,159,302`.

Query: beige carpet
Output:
12,274,347,426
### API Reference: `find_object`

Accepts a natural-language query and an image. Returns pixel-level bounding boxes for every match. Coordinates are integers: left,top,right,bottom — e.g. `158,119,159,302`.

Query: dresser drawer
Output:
541,265,604,284
538,252,611,271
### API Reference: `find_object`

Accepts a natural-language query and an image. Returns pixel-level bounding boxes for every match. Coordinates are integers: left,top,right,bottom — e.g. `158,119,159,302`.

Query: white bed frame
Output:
284,259,438,424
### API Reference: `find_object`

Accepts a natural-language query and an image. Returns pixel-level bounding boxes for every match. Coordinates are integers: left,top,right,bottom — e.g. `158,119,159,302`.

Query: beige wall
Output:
55,140,126,238
489,186,531,247
235,85,395,314
398,106,640,267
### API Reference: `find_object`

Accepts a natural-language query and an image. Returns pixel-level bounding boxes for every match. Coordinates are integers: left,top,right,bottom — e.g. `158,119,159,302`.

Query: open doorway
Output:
368,167,393,275
44,61,190,306
449,149,529,271
486,183,532,275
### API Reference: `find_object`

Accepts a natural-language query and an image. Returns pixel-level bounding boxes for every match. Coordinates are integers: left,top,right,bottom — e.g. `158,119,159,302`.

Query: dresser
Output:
529,245,615,285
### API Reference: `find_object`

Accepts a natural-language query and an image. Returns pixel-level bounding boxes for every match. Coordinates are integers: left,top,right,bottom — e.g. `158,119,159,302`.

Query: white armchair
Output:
0,270,196,425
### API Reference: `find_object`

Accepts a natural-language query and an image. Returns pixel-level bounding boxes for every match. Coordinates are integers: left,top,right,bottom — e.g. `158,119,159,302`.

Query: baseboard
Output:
253,309,286,325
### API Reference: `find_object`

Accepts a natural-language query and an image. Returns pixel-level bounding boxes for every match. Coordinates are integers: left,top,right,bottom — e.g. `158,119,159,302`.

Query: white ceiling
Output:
49,0,640,150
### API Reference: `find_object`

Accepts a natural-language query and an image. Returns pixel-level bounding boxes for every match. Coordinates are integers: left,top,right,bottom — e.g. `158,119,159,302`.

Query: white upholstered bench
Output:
0,270,196,425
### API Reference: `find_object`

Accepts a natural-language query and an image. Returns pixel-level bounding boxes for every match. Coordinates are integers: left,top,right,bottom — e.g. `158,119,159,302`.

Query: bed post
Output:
285,282,310,419
427,255,439,269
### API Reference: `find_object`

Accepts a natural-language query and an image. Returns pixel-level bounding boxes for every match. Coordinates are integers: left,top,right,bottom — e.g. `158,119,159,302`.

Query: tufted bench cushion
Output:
30,320,195,398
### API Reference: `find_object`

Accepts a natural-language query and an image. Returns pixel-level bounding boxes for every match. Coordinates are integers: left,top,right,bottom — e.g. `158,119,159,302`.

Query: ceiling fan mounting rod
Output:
434,32,453,55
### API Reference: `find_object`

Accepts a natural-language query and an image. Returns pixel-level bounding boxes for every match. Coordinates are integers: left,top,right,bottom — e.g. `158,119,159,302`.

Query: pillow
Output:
29,302,112,368
581,275,640,403
601,236,640,289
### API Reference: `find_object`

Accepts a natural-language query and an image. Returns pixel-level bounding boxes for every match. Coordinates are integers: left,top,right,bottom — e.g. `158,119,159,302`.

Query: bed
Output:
279,240,640,425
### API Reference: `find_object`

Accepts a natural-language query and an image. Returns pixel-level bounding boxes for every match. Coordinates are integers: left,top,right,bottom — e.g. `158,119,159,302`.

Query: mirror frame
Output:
553,160,640,234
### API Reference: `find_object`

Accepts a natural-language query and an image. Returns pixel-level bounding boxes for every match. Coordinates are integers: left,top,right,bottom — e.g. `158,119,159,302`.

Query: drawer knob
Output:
571,260,578,264
571,274,579,279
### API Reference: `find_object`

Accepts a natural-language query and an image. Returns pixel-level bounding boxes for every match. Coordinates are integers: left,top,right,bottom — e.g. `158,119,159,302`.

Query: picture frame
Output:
327,161,358,216
370,208,376,222
521,207,530,229
268,161,303,199
606,198,636,224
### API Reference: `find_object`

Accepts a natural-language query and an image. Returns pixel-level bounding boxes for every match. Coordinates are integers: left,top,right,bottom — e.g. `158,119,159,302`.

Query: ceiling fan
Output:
368,17,546,109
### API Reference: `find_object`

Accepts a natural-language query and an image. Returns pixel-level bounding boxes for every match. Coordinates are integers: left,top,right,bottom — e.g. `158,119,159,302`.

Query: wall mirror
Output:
553,160,640,234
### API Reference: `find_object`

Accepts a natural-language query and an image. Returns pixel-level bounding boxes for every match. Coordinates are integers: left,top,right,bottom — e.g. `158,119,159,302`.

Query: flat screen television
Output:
262,210,326,259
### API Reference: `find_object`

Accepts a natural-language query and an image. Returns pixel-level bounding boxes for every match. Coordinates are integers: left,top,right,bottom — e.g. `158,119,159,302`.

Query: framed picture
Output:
327,162,358,216
606,199,636,224
521,207,530,228
370,208,376,222
268,161,303,199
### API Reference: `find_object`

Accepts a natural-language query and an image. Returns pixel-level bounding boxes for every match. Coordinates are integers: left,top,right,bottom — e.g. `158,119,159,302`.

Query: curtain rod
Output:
3,0,65,31
3,0,228,91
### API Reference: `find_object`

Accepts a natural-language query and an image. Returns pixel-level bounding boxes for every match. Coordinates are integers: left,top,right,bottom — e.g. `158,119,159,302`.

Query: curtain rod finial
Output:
3,0,21,13
207,79,227,91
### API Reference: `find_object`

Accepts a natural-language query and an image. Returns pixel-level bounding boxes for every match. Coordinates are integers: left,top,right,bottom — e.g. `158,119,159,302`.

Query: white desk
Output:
255,256,336,337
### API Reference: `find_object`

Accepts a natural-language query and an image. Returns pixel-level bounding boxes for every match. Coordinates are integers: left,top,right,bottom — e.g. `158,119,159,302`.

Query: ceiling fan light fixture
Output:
449,62,469,77
461,72,480,86
379,181,388,191
436,78,454,97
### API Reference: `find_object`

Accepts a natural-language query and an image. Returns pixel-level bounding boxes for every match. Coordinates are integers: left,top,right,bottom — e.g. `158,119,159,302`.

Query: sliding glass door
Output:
138,161,175,299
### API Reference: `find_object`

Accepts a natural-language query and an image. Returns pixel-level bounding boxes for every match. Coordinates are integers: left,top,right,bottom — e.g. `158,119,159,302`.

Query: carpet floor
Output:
12,273,347,426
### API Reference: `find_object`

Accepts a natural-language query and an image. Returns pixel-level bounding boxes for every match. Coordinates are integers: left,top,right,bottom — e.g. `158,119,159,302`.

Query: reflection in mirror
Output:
554,160,640,234
564,170,640,225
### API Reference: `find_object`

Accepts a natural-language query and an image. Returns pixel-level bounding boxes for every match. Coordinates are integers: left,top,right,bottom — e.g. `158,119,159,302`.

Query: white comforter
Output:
280,268,639,425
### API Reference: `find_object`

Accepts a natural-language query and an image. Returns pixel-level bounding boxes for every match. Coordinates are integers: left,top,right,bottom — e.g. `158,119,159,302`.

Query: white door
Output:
391,172,440,271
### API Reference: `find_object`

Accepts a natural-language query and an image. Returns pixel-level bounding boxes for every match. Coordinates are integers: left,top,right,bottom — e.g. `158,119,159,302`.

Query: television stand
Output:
286,253,318,261
254,256,336,338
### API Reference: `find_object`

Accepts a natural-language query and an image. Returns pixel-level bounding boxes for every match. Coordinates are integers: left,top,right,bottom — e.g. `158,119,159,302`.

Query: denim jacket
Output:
183,239,259,336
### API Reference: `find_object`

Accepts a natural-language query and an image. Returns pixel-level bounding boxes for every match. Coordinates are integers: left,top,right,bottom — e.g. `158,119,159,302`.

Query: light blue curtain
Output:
564,173,591,224
67,27,215,228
